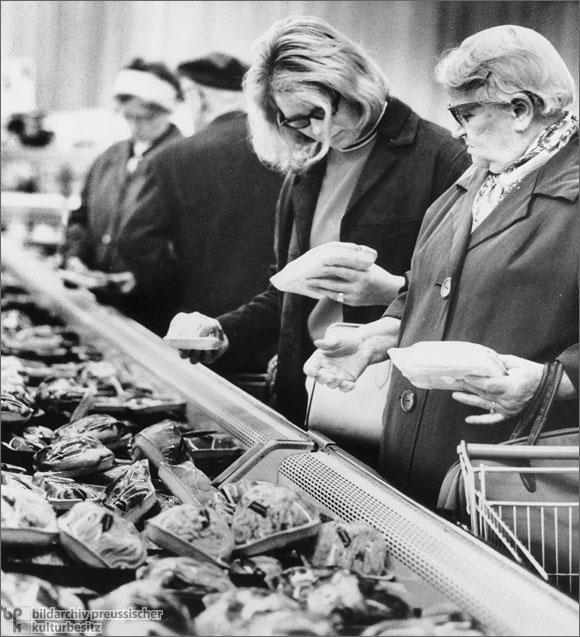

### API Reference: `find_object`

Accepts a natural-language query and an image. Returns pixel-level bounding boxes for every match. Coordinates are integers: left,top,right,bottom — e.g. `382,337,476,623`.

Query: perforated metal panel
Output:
279,451,579,637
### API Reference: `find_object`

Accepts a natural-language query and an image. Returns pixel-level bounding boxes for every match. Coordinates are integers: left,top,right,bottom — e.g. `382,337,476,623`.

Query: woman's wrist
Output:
367,266,404,306
359,335,394,365
383,273,405,305
358,317,400,364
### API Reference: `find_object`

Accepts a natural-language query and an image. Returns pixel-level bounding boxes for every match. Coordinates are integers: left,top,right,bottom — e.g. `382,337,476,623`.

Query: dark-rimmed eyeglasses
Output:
447,100,509,126
277,93,341,130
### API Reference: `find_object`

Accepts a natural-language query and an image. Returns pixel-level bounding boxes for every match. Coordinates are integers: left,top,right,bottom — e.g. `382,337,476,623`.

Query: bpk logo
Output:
2,606,27,635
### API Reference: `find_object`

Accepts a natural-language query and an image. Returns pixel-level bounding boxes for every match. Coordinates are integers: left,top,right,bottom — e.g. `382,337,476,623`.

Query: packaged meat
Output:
102,459,157,522
158,460,217,506
34,435,115,477
58,501,147,569
219,479,271,505
278,567,412,627
310,520,389,576
1,571,85,634
2,470,46,496
1,391,35,423
1,483,59,546
229,555,283,589
34,376,90,421
145,503,234,565
89,579,194,635
131,420,188,467
231,483,321,552
194,587,301,636
55,414,130,450
137,556,234,596
33,474,102,510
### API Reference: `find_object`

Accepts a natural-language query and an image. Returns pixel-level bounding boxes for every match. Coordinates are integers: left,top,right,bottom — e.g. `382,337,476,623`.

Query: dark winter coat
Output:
381,134,579,509
118,112,283,360
63,124,183,334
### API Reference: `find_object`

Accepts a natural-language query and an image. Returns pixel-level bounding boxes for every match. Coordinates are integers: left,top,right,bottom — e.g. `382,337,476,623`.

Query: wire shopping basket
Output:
458,441,579,596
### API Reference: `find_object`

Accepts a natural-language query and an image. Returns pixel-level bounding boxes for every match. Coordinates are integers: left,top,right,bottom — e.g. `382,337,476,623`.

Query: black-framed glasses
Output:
277,93,341,130
447,100,509,126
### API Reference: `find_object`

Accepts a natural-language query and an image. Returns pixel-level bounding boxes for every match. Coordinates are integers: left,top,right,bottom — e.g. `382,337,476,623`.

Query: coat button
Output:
102,234,112,245
440,277,451,298
400,389,416,413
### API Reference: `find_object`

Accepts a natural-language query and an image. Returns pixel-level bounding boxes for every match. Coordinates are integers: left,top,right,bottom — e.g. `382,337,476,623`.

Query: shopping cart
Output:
458,441,579,596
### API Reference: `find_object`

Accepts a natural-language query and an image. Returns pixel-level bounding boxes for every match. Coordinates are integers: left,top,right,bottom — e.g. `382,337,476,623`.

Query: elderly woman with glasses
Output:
304,25,579,509
168,15,469,437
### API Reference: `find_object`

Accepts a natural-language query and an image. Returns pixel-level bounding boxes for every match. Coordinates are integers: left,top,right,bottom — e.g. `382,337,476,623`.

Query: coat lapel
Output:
347,142,396,211
449,167,485,273
469,136,579,249
108,141,132,196
347,97,417,212
291,162,325,252
469,172,537,249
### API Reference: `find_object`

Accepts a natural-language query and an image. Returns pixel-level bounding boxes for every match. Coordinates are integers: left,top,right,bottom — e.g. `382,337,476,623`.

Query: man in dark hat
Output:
118,53,283,384
178,51,248,90
176,52,249,132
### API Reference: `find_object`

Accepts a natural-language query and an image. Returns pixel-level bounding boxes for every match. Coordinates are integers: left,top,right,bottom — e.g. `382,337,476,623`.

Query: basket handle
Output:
464,443,579,461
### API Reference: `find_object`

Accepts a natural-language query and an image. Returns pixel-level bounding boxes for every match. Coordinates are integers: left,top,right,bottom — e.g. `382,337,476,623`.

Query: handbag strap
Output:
509,360,564,445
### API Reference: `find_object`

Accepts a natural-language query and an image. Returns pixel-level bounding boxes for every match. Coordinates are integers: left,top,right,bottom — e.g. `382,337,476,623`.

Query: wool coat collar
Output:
450,133,578,253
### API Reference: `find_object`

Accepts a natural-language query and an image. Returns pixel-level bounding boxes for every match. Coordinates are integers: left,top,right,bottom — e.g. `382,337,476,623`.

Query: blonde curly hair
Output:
244,16,388,174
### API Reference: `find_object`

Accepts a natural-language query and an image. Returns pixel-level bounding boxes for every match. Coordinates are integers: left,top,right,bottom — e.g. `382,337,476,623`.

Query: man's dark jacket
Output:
118,111,283,367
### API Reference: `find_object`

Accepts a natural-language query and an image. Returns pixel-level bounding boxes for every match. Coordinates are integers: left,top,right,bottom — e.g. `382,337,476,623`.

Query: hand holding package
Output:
164,313,223,350
270,242,377,299
388,341,508,390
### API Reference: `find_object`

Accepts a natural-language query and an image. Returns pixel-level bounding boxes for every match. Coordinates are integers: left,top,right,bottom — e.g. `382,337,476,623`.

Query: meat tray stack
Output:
1,275,486,636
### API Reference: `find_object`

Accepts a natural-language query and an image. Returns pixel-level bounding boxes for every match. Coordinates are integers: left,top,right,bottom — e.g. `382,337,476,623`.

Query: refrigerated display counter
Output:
2,235,578,636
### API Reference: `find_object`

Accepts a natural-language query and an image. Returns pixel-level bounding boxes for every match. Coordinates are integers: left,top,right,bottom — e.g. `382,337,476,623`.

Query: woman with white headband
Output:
61,58,183,334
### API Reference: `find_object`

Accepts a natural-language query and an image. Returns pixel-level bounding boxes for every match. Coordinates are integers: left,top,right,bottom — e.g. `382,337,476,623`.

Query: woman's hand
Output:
303,330,369,391
451,354,545,424
165,311,229,364
303,317,400,391
63,256,90,273
306,263,404,307
108,271,136,294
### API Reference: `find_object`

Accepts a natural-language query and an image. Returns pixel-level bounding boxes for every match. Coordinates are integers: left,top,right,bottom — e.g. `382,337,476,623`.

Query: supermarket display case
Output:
0,191,71,255
2,235,578,636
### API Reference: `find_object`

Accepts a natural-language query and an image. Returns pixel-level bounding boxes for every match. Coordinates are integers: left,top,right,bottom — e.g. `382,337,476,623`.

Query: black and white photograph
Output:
1,1,578,635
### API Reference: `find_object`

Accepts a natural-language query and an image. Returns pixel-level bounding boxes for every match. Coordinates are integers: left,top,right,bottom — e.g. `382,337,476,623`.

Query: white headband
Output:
113,69,178,112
